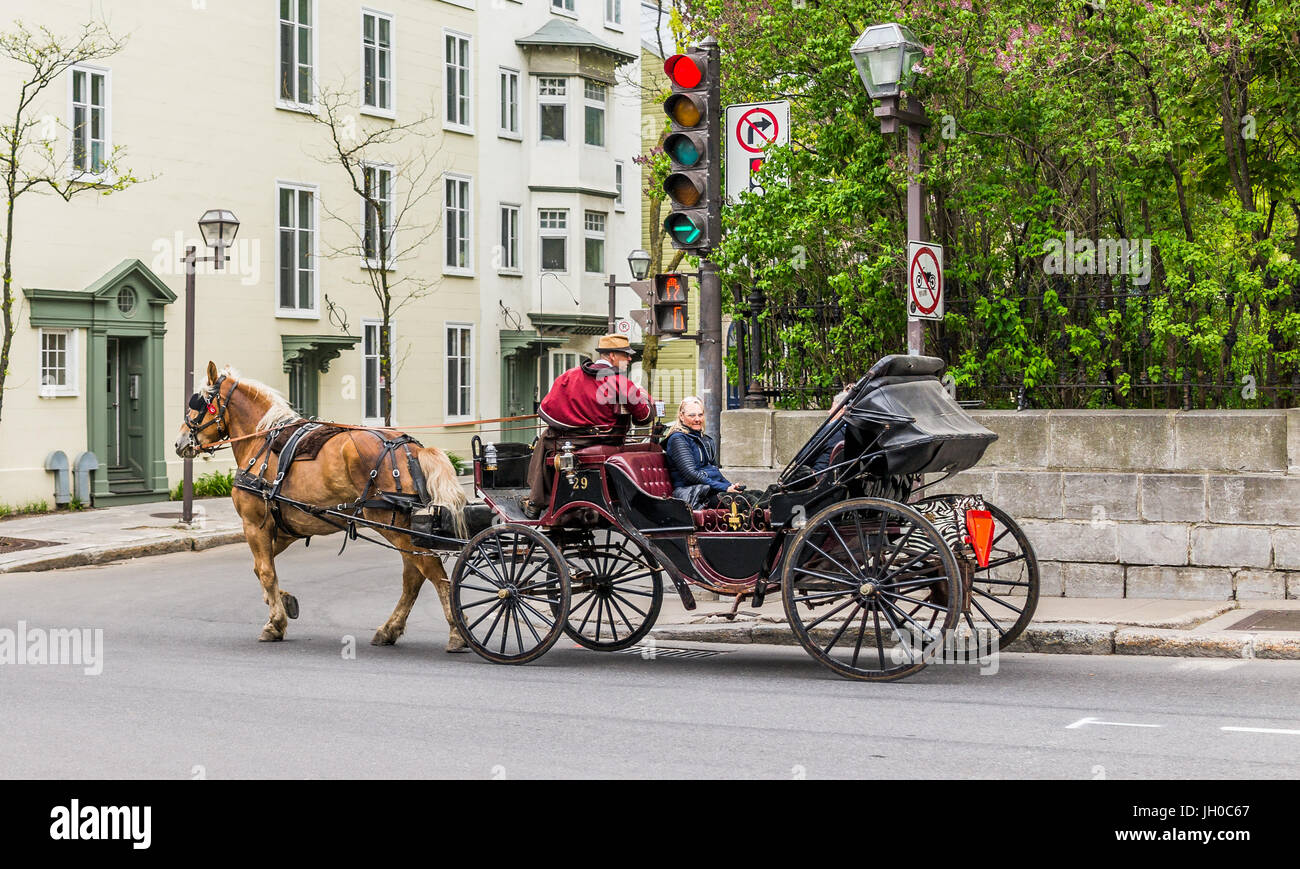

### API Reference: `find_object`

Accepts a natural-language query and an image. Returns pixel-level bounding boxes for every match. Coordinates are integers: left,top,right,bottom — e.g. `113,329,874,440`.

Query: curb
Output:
0,531,246,574
649,620,1300,660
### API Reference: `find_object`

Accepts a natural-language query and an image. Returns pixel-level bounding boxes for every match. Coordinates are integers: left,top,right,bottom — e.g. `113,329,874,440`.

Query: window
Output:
444,174,472,273
445,324,473,420
499,68,520,137
279,0,314,106
277,183,317,314
548,351,580,392
539,209,568,272
499,204,520,272
551,0,576,14
362,164,394,266
444,31,471,131
39,329,77,397
605,0,622,28
583,80,606,147
584,211,606,273
362,10,393,114
362,319,392,423
538,77,566,142
615,161,625,211
69,66,108,176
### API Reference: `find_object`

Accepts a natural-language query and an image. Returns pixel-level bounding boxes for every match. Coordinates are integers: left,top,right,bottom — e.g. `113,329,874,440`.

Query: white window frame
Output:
444,322,475,422
498,67,521,139
604,0,624,31
547,350,581,393
360,162,396,269
360,9,395,118
443,29,473,134
539,208,569,274
275,181,320,319
361,318,396,425
614,160,626,212
538,76,567,144
277,0,318,112
443,173,473,276
38,328,78,397
584,211,606,275
67,64,110,181
498,203,521,275
583,79,606,148
551,0,577,18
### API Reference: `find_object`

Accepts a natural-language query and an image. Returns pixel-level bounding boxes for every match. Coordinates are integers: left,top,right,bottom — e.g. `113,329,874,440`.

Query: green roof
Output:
516,18,636,63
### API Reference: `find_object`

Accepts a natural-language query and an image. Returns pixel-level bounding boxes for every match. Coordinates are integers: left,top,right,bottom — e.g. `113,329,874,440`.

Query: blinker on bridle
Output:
184,374,239,454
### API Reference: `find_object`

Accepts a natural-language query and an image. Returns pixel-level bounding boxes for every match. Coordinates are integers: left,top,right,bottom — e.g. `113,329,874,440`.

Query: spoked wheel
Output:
914,497,1040,651
451,523,571,665
781,497,961,682
556,527,664,651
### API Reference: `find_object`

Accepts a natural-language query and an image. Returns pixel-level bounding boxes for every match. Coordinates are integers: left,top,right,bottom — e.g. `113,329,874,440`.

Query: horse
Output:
174,361,470,651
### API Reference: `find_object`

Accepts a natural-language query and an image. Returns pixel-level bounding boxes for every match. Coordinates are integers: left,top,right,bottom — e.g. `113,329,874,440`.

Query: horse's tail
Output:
417,446,468,539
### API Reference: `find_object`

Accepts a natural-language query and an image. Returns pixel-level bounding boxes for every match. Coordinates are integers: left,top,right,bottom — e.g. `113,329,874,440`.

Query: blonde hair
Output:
663,395,705,439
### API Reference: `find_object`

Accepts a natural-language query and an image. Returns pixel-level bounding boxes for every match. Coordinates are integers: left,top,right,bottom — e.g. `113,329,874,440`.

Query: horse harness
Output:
184,375,240,455
233,422,431,543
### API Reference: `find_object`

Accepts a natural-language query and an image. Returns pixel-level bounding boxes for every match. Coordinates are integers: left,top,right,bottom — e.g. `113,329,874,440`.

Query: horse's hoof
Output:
371,628,398,646
258,628,284,642
281,592,300,620
445,639,470,654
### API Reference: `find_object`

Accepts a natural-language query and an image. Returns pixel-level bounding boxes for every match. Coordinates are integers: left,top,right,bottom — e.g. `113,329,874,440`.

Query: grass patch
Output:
170,469,235,501
0,499,50,519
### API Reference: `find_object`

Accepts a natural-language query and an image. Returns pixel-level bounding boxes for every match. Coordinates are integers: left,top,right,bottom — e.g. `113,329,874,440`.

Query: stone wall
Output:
721,408,1300,600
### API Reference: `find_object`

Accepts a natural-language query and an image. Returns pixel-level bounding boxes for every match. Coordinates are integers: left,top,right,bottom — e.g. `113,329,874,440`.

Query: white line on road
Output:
1221,726,1300,735
1066,716,1164,730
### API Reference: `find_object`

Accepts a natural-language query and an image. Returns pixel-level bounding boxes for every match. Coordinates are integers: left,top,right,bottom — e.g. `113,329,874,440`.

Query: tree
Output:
309,87,447,426
0,19,138,424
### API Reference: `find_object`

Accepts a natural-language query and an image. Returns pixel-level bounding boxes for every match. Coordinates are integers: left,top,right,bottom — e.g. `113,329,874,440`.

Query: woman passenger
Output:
663,396,748,509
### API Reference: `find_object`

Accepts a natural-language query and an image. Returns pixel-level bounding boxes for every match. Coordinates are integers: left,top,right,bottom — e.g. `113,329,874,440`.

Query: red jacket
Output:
539,359,654,430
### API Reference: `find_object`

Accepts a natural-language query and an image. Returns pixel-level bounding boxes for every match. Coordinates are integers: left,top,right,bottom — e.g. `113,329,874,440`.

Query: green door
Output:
106,337,120,467
121,337,147,481
501,355,534,443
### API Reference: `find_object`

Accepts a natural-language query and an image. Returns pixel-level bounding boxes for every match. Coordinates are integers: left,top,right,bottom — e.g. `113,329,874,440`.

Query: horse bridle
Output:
183,374,240,455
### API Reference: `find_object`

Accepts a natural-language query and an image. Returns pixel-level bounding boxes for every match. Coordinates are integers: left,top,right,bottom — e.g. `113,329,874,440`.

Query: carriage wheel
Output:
781,497,961,682
451,523,571,665
557,528,664,652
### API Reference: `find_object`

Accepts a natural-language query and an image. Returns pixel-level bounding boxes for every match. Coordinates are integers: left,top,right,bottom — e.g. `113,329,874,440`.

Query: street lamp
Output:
852,23,931,356
181,208,239,524
607,249,654,333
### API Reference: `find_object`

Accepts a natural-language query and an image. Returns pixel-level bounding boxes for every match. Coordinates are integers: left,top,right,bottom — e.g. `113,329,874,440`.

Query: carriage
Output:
445,354,1040,682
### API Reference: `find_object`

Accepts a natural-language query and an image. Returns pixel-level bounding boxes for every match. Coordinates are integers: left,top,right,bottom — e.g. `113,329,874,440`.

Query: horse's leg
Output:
245,523,294,642
420,554,468,653
372,552,424,647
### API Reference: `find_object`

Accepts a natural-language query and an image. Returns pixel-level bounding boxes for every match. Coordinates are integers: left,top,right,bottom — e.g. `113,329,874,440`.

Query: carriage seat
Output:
605,449,674,498
574,442,659,467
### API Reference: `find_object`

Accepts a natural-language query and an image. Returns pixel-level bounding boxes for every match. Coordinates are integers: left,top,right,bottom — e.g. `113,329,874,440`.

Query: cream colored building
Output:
0,0,642,506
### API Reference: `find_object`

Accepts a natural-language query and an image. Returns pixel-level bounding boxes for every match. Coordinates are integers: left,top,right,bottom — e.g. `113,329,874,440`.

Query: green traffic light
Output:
665,215,701,244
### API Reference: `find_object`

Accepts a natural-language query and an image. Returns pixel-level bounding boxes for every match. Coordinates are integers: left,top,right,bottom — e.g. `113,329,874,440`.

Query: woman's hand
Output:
727,483,743,493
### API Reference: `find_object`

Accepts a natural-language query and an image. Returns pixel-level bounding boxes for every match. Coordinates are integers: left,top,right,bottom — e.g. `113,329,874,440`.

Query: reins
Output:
193,413,543,452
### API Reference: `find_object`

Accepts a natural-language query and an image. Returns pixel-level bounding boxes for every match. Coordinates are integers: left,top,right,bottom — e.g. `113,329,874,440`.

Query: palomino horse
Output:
174,362,469,650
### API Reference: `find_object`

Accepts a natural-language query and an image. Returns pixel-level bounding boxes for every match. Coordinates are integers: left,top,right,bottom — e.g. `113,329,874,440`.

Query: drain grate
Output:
0,536,58,554
614,644,726,660
1226,610,1300,631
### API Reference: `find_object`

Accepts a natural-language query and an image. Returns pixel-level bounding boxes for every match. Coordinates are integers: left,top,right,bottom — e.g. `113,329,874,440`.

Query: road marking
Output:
1066,716,1163,730
1221,726,1300,736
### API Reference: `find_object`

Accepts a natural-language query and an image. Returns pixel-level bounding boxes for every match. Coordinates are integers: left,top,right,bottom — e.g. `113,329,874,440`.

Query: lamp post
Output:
606,248,652,334
182,209,240,524
852,23,930,356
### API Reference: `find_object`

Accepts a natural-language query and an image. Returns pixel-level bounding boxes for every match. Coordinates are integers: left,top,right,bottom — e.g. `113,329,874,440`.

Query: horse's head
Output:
175,361,239,458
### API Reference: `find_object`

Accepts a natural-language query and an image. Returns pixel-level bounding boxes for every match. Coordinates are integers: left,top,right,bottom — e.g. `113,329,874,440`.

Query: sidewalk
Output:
0,499,244,573
3,501,1299,659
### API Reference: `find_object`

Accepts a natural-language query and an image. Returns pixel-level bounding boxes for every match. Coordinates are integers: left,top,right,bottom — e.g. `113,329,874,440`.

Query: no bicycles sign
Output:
907,241,944,321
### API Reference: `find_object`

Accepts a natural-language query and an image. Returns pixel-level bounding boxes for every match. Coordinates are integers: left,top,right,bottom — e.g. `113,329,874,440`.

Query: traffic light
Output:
654,273,689,336
662,45,719,252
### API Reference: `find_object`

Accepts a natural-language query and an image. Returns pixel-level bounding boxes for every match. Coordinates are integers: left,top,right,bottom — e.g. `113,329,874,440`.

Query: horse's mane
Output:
204,365,299,431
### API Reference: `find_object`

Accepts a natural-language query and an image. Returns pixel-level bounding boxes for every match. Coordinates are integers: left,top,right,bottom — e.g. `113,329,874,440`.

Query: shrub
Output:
170,469,235,501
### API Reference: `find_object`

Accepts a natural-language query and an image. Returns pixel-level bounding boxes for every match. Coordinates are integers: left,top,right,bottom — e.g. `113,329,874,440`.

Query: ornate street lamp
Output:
627,248,651,281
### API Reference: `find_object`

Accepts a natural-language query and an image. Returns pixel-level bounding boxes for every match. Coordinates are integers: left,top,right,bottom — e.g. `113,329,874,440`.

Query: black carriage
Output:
450,355,1040,682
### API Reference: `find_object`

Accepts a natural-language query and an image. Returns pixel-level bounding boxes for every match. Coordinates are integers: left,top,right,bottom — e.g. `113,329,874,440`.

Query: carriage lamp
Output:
197,209,241,270
627,249,651,281
553,441,578,487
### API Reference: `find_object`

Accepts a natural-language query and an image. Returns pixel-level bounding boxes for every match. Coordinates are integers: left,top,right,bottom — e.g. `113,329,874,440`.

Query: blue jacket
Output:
664,429,731,493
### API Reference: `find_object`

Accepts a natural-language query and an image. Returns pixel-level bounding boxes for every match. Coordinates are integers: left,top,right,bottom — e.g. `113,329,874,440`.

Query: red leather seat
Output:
605,449,674,499
574,442,658,466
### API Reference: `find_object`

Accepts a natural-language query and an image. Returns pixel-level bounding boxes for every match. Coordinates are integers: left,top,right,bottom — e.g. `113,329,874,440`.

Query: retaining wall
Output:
721,408,1300,600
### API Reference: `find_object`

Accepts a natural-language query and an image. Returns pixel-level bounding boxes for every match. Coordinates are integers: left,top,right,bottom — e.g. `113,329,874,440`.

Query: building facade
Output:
0,0,642,505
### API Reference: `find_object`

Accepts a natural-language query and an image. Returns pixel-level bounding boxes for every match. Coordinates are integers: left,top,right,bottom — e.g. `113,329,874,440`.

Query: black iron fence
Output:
732,277,1300,411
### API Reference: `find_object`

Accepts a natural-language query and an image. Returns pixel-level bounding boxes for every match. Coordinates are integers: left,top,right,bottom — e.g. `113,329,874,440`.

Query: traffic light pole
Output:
699,36,724,452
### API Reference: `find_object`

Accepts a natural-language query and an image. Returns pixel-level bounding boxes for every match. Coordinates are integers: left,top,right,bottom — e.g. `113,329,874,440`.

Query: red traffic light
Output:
664,53,703,88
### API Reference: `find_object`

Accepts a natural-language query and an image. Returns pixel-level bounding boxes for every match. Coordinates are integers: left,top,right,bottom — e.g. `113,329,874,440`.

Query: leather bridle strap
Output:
184,376,240,454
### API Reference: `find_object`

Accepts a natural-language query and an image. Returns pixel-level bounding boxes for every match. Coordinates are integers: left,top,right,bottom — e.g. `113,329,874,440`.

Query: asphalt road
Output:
3,542,1299,779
